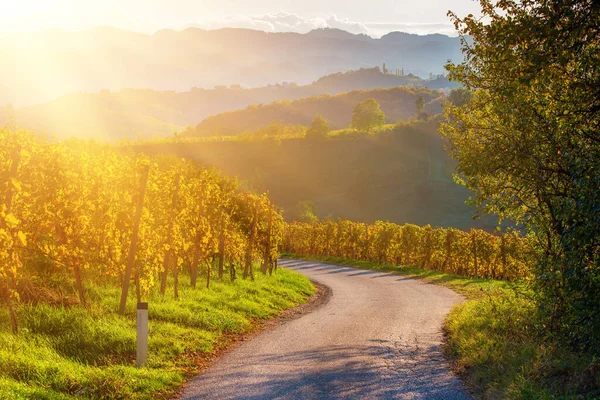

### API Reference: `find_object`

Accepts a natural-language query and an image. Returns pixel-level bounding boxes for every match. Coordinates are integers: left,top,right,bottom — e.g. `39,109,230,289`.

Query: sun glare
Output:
0,1,74,32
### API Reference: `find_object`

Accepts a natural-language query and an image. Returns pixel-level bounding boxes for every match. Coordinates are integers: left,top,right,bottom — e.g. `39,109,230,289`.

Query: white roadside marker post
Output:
137,302,148,368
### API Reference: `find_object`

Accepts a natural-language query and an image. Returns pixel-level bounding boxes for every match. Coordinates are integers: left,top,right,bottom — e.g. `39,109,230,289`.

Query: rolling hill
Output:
187,86,444,137
2,69,454,141
136,118,495,230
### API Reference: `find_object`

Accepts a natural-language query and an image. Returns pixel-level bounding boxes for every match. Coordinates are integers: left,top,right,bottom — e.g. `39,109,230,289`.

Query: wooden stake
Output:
229,261,236,282
472,230,479,280
4,147,21,334
261,201,273,275
243,201,258,280
190,200,204,288
119,165,149,315
160,175,180,296
218,211,225,279
73,263,87,307
173,255,179,299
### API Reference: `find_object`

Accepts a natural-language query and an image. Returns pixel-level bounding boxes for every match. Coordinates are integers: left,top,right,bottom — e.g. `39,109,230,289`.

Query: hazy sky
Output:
0,0,482,37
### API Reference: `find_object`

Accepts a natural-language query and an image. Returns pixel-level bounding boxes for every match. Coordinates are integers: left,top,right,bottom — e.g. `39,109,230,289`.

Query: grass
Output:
281,253,515,298
0,267,314,399
284,253,600,399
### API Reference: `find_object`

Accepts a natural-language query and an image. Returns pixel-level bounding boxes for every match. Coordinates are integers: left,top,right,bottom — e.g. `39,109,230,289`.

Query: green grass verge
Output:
281,253,517,298
0,268,314,399
283,254,599,399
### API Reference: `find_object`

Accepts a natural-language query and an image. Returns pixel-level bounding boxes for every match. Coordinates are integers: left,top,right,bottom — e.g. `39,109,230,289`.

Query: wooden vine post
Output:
3,147,21,334
324,223,331,257
160,175,180,296
335,223,342,256
261,201,273,275
500,234,507,281
310,222,317,256
218,210,226,279
134,264,142,304
229,261,236,282
243,200,258,280
363,223,370,261
172,176,181,299
190,195,205,289
119,164,149,315
206,257,212,289
472,230,479,280
346,225,352,259
423,226,433,269
72,259,87,307
443,230,454,273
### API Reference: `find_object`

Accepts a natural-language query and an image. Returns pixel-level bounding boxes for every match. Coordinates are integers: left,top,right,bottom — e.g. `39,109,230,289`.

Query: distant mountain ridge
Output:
1,27,463,107
1,68,458,140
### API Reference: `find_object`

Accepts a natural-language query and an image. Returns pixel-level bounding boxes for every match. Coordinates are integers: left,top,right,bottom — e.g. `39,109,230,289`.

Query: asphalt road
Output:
181,259,471,400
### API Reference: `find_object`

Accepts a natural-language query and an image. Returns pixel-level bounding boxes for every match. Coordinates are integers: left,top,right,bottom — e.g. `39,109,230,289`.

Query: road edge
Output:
175,275,332,399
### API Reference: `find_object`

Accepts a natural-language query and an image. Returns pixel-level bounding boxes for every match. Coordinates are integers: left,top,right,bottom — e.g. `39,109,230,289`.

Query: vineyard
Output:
0,127,286,334
284,220,535,280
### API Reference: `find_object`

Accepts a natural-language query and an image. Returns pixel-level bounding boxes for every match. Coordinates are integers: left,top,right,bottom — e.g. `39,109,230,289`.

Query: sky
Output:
0,0,482,37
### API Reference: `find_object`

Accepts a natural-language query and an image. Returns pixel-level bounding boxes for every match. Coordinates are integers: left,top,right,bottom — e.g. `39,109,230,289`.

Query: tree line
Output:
187,87,442,137
443,0,600,353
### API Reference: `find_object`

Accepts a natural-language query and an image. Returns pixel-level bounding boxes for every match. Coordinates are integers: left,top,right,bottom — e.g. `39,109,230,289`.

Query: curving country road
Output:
181,259,470,400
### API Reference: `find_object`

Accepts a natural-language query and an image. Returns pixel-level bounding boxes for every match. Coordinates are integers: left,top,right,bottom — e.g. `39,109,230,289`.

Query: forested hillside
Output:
0,69,453,141
139,118,495,230
187,87,444,137
313,67,460,92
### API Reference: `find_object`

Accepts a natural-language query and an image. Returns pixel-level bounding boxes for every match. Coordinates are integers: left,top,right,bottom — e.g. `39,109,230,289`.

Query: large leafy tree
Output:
414,95,425,117
441,0,600,351
306,115,330,140
351,98,385,132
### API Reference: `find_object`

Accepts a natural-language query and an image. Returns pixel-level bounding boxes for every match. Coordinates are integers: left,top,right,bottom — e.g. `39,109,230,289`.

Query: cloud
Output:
187,13,455,37
323,15,370,35
365,22,457,37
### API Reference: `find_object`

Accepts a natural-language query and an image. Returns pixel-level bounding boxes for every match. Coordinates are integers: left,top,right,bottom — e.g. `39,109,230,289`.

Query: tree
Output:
446,88,472,107
441,0,600,352
414,95,425,117
295,201,318,223
306,115,330,140
351,98,385,132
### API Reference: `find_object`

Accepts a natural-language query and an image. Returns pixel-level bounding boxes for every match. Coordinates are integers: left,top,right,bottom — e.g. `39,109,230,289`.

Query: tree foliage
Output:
414,95,425,116
351,98,386,132
446,88,473,107
441,0,600,351
190,87,437,137
305,115,330,140
295,201,319,223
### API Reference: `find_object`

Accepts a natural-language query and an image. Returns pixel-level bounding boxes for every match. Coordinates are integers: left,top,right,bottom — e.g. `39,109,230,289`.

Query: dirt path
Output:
180,259,470,399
